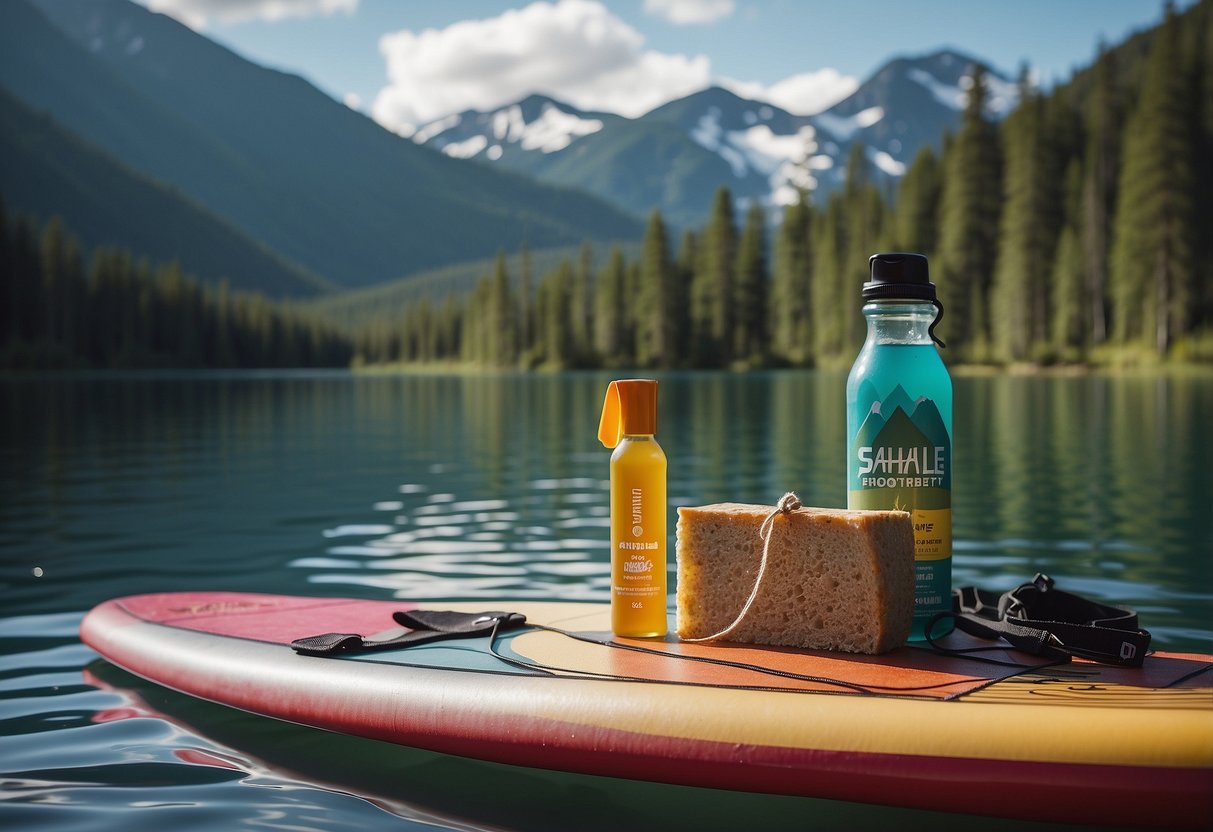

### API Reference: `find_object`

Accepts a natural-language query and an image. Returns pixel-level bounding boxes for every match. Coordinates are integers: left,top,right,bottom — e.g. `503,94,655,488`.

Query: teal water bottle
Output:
846,253,952,640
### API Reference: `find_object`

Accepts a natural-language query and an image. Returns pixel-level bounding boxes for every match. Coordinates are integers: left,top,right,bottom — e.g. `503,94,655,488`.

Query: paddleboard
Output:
81,592,1213,828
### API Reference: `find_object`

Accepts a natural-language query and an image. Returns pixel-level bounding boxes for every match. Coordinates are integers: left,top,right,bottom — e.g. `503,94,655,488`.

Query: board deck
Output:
81,592,1213,828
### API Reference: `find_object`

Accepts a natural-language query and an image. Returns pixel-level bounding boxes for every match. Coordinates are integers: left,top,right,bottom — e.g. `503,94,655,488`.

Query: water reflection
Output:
1,370,1210,650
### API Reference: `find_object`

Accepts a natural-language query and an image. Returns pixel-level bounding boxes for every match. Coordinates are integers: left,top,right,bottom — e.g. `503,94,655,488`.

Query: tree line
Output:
0,204,353,369
2,4,1209,372
359,2,1212,369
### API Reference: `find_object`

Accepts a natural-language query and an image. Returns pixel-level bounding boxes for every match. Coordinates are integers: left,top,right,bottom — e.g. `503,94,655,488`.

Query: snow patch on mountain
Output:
689,108,820,192
812,105,884,141
908,67,966,110
727,124,816,176
523,106,604,151
413,113,461,144
980,73,1019,115
869,148,905,176
689,108,747,176
911,67,1019,116
421,100,604,159
442,134,488,159
489,103,604,153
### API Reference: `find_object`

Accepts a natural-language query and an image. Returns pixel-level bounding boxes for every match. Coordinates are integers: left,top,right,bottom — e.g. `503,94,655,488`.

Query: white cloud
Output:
372,0,710,136
148,0,357,28
720,68,858,116
343,91,362,110
643,0,735,25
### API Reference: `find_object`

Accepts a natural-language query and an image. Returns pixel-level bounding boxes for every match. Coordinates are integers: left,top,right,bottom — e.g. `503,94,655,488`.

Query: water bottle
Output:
846,253,952,640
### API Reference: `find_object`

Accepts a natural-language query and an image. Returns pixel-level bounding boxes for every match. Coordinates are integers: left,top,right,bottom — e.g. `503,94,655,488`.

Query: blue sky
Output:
144,0,1179,132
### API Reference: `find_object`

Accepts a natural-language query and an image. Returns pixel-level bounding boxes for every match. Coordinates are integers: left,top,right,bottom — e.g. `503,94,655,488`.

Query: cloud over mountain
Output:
371,0,710,136
721,68,859,116
643,0,735,26
148,0,357,28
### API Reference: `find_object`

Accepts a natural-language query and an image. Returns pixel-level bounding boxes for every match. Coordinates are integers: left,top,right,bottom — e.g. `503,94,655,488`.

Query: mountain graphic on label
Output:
855,401,887,449
850,390,951,507
910,397,949,450
880,384,915,421
871,406,933,459
856,379,881,418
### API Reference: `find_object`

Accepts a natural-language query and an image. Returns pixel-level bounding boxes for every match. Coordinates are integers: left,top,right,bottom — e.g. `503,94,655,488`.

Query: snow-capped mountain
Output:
412,49,1015,228
416,94,623,173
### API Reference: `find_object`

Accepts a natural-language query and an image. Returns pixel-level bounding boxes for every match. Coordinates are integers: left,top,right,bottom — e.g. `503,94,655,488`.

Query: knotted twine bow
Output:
682,492,802,643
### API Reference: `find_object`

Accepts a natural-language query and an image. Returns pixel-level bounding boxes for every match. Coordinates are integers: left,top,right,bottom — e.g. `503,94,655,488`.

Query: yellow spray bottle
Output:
598,379,667,638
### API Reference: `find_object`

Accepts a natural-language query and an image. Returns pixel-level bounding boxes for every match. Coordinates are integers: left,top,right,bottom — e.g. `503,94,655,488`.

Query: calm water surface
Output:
1,371,1210,830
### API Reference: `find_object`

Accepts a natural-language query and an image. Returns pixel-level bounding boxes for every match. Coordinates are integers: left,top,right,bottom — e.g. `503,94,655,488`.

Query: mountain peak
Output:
415,93,615,161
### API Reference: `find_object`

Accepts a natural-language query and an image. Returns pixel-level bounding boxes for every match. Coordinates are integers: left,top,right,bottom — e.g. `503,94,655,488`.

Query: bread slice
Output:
676,503,914,654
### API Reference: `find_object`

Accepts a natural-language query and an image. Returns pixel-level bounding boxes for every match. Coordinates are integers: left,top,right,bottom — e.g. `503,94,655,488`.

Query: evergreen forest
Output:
0,207,353,369
3,2,1210,371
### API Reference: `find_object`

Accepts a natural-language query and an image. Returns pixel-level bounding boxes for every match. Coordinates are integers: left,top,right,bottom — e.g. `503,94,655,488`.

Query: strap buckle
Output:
291,609,528,656
940,575,1151,668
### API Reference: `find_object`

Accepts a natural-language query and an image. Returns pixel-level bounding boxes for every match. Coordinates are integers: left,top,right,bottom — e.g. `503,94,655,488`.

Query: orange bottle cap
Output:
598,379,658,448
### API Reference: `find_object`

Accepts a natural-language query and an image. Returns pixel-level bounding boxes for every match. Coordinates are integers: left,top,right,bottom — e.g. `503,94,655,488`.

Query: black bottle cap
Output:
863,252,947,348
863,252,936,302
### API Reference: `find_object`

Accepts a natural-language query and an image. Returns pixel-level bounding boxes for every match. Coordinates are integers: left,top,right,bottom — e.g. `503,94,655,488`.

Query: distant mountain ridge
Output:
0,88,331,296
413,49,1015,228
0,0,643,291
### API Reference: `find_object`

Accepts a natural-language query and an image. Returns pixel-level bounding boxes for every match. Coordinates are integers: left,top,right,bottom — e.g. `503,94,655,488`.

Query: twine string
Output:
682,492,802,643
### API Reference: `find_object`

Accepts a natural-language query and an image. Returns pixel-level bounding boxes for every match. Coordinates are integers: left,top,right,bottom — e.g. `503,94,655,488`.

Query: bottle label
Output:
848,384,951,618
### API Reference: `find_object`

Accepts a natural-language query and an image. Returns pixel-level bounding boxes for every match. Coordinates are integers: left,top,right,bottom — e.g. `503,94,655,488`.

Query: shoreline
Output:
3,359,1212,379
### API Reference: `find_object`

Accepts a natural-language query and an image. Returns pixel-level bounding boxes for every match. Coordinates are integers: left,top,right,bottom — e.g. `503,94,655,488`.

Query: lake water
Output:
2,370,1210,830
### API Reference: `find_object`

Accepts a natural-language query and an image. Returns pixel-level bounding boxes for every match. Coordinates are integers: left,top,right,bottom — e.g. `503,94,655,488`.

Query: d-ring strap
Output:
291,610,528,656
927,573,1151,667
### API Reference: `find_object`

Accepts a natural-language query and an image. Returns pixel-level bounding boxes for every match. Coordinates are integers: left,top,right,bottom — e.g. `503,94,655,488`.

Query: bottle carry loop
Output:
928,297,946,348
925,573,1151,668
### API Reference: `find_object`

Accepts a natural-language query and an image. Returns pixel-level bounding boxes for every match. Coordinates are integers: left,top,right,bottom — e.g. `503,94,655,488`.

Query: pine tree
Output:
670,229,696,364
991,68,1059,362
771,195,812,364
637,209,672,367
811,193,846,360
537,262,573,368
1051,160,1086,358
518,242,533,357
893,145,942,256
842,143,885,354
40,217,68,351
693,186,737,366
488,250,516,367
594,245,628,365
1109,3,1195,354
461,277,492,365
0,200,13,352
11,216,42,350
624,260,642,364
1080,43,1121,347
733,202,769,363
1188,0,1213,326
573,241,594,364
936,64,1003,358
439,292,461,360
213,280,236,367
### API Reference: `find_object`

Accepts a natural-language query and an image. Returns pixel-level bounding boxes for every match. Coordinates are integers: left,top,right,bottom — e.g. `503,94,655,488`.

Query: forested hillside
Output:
0,206,352,369
356,1,1212,369
1,0,643,288
6,2,1208,372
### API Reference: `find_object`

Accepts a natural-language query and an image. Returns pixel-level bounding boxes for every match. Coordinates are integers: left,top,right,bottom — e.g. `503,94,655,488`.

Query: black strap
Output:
293,610,987,695
291,610,527,656
927,574,1151,668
